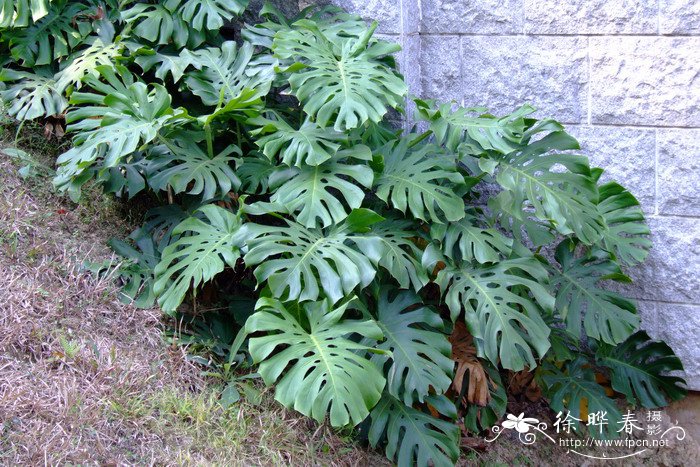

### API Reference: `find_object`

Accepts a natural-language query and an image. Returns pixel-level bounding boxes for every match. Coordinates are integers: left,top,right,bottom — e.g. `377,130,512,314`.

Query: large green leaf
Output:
99,152,151,199
5,2,92,67
0,0,51,28
54,66,182,200
143,203,196,252
375,140,466,223
273,19,406,131
242,3,365,50
235,152,276,194
597,330,687,408
268,150,373,229
244,220,377,303
550,239,640,345
415,100,551,153
492,131,605,244
153,204,249,313
121,3,204,49
353,218,428,290
434,257,554,371
490,200,557,248
597,181,651,266
251,116,347,167
337,207,385,234
133,48,193,84
431,214,513,264
241,2,293,49
165,0,249,31
368,393,460,467
182,41,273,108
0,68,66,121
245,297,386,427
149,140,241,200
541,357,622,438
367,288,453,405
107,228,160,309
56,39,124,91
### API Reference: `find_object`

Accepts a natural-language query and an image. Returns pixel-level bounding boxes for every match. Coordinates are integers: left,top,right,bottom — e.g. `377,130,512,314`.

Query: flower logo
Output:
486,412,553,445
502,412,540,433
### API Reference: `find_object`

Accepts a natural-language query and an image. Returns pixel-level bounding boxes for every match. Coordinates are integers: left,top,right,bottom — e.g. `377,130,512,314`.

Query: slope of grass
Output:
0,121,386,465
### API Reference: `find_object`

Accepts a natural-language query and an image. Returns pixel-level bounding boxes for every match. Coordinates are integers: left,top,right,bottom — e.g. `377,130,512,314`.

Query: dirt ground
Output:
1,131,698,466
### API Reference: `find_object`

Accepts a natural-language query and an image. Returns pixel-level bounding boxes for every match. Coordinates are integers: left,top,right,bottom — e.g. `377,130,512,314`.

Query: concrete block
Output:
636,300,658,337
569,125,656,214
461,36,588,123
325,0,402,33
402,0,420,34
657,129,700,217
660,0,700,35
420,35,463,103
421,0,523,34
618,216,700,303
400,34,421,96
524,0,657,34
590,37,700,127
654,302,700,390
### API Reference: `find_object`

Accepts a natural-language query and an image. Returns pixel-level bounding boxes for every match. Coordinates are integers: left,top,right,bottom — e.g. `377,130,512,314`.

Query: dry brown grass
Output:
0,140,386,466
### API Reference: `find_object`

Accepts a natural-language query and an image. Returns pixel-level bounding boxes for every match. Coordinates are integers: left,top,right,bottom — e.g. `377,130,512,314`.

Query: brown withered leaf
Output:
509,369,532,395
460,435,488,451
43,115,66,140
449,321,490,407
431,260,446,276
525,380,542,402
596,371,615,397
508,369,542,402
425,400,440,419
214,192,240,211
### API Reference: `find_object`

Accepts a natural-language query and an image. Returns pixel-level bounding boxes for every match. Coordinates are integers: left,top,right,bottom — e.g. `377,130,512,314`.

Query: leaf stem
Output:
205,124,214,158
408,130,432,148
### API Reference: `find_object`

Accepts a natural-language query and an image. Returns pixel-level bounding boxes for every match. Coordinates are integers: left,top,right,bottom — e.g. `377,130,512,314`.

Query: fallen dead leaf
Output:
450,321,490,407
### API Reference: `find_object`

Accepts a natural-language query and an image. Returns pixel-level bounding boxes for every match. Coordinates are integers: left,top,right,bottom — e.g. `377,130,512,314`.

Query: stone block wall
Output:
324,0,700,389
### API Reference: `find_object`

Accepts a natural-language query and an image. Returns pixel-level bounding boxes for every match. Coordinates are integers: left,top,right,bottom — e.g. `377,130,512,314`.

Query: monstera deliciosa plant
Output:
0,1,687,465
